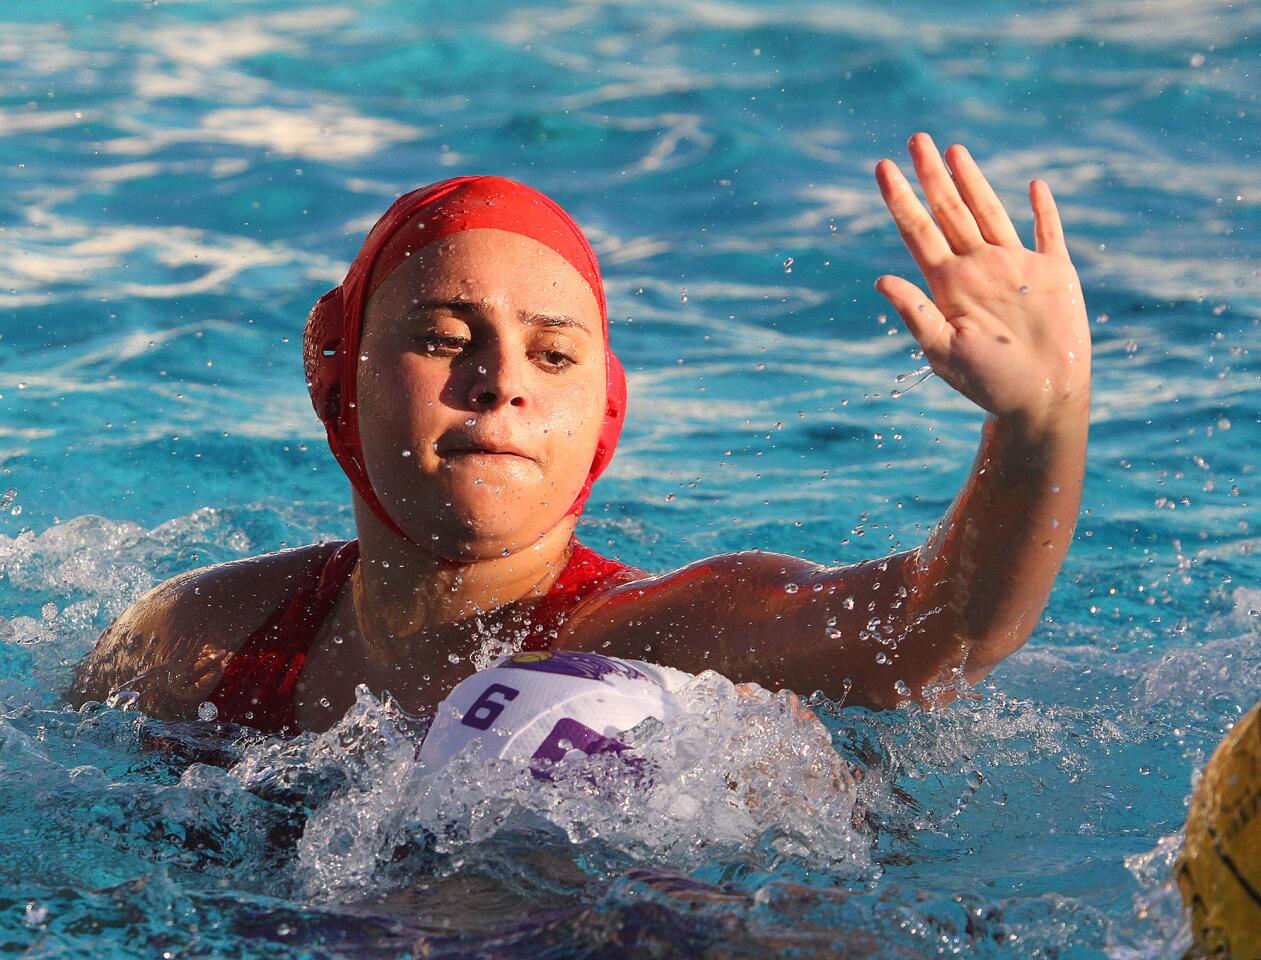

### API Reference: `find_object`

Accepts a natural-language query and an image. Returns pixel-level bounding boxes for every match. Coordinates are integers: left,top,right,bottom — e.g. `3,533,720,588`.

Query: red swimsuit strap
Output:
209,538,631,734
521,541,634,651
211,539,359,734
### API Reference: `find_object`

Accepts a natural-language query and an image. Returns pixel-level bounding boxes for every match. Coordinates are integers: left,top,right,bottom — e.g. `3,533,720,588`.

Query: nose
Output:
467,346,527,411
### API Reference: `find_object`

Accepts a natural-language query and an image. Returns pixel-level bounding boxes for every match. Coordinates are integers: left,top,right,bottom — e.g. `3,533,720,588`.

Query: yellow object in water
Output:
1176,700,1261,959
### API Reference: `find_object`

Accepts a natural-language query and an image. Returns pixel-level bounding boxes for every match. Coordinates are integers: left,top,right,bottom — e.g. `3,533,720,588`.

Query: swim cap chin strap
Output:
302,176,627,545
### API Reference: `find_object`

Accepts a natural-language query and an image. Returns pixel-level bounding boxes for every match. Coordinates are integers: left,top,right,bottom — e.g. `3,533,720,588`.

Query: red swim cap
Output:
303,176,627,544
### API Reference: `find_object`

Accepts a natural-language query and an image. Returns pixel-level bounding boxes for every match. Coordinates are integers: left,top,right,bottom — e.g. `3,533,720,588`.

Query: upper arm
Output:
67,573,197,710
576,548,980,710
66,545,329,716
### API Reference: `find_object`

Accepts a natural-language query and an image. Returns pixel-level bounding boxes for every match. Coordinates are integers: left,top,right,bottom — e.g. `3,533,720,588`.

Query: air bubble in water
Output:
875,652,891,664
40,603,56,622
894,680,912,698
0,489,15,511
465,417,478,426
198,701,219,722
784,583,799,594
782,257,794,273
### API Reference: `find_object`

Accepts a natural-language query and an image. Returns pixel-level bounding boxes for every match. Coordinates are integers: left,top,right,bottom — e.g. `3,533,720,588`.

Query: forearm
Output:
910,406,1088,678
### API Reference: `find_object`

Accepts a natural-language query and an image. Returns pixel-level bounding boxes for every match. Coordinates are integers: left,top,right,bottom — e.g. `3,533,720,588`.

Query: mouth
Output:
436,437,536,462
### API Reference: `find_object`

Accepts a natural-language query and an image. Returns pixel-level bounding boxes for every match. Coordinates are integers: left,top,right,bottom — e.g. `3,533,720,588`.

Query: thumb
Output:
874,274,952,357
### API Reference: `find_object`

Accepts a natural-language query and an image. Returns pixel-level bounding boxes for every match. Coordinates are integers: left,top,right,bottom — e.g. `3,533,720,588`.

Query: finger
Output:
875,158,952,274
943,144,1023,248
908,132,986,254
874,274,954,356
1031,179,1070,259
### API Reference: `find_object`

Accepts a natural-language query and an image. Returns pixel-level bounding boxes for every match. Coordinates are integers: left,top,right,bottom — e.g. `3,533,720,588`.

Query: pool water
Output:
1,0,1258,956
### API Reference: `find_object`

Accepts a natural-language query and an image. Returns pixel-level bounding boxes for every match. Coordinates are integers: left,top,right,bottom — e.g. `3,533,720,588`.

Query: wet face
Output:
356,228,606,560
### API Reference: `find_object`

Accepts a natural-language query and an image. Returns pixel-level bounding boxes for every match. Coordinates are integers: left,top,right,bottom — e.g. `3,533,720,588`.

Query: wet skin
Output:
71,133,1090,731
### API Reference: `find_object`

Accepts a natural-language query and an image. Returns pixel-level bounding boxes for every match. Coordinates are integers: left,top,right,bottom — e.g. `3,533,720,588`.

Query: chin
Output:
403,490,572,560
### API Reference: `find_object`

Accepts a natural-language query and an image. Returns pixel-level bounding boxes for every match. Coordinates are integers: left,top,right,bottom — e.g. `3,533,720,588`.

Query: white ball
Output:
417,650,674,770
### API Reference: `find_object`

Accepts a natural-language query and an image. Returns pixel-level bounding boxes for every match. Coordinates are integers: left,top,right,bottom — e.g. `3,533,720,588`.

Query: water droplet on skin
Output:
1018,285,1029,295
198,701,219,722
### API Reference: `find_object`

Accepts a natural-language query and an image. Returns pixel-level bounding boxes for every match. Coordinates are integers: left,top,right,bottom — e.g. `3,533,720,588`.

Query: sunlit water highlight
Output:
1,0,1257,956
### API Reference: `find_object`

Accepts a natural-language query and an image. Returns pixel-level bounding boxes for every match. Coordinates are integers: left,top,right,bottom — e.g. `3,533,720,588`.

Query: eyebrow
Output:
406,298,592,335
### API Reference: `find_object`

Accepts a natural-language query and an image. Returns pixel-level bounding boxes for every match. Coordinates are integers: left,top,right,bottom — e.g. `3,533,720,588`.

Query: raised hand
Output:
874,133,1090,434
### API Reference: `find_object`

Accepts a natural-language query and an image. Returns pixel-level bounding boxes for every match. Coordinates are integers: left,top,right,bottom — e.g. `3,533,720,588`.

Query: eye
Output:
421,335,470,356
535,349,576,370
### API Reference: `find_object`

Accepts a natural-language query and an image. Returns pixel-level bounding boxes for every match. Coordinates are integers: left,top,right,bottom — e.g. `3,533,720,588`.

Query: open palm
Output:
874,133,1091,432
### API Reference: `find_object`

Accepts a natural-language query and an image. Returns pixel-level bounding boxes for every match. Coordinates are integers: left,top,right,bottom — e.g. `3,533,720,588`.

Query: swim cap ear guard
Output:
301,176,627,545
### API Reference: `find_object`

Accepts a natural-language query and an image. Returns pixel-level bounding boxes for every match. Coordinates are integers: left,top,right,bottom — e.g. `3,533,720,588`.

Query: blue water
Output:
2,0,1258,955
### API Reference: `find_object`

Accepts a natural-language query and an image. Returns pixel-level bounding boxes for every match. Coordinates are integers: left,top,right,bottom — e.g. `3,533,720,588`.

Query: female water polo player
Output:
70,133,1090,734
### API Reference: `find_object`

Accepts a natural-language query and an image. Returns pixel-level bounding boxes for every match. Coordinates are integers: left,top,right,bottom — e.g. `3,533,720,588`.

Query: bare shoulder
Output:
68,542,341,710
